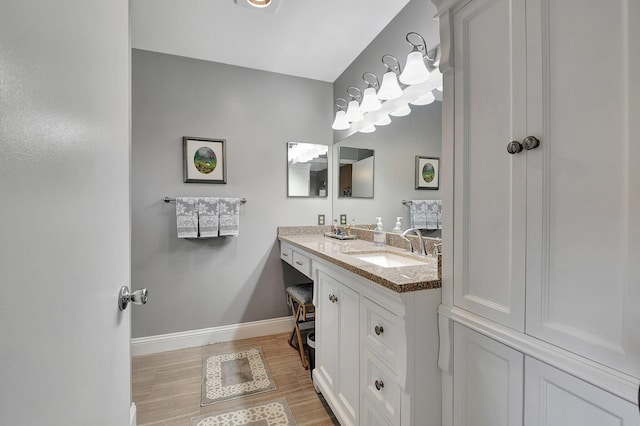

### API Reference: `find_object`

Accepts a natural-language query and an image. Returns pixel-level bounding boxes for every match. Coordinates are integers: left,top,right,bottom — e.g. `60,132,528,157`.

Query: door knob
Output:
118,286,148,311
507,141,523,154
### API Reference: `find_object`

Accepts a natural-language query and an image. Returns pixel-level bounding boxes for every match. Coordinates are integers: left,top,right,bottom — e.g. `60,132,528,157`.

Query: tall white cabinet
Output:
434,0,640,424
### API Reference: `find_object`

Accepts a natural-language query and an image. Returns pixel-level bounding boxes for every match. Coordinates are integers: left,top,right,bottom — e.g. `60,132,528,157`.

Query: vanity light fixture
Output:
377,55,403,101
374,113,392,126
390,103,411,117
360,73,382,112
345,87,364,122
359,123,376,133
410,91,435,106
399,32,436,85
331,98,350,130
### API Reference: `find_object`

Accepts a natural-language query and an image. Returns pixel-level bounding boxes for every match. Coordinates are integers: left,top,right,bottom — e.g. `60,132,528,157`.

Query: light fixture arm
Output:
347,86,362,101
335,97,348,111
362,72,380,90
405,32,436,62
382,54,401,75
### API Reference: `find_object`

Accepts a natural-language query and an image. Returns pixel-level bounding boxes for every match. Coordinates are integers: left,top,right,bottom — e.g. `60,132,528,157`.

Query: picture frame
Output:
415,156,439,190
183,137,227,184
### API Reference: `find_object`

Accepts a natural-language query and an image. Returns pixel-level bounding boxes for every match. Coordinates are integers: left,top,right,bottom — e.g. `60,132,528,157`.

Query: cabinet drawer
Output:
292,251,311,278
363,395,393,426
280,245,293,265
361,296,405,375
363,348,401,426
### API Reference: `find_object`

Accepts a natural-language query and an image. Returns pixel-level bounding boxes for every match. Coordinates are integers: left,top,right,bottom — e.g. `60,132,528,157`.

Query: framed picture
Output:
415,156,439,190
183,137,227,184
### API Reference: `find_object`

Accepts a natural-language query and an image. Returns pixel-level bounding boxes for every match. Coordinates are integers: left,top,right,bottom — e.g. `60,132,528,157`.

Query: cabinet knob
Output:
375,379,384,391
328,294,338,303
508,136,540,154
507,141,523,154
374,325,384,336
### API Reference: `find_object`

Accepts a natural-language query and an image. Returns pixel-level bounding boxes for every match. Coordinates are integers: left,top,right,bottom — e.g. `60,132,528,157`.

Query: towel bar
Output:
163,196,247,204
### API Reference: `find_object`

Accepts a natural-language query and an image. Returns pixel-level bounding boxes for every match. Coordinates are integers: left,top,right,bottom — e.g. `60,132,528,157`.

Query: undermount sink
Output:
352,252,428,268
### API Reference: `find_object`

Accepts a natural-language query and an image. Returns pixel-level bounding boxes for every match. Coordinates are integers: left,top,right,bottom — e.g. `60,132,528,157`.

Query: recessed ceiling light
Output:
233,0,281,14
247,0,270,7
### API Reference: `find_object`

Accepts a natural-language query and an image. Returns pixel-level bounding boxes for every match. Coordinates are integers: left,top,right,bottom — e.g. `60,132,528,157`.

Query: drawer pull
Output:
328,294,338,303
282,253,289,257
374,325,384,336
295,261,303,266
375,380,384,391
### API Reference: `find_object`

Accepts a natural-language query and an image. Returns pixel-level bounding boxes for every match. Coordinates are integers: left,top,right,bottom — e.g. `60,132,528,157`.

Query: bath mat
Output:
191,397,296,425
201,347,276,406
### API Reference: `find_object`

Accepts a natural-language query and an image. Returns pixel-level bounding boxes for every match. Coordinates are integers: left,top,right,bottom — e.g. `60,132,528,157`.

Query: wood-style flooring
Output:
132,332,339,425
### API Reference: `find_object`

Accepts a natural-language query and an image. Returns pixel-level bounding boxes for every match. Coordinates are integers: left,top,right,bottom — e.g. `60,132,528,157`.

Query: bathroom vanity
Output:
278,230,442,426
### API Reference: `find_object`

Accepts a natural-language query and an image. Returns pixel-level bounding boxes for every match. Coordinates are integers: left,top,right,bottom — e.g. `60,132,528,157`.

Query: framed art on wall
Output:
183,137,227,184
415,156,439,190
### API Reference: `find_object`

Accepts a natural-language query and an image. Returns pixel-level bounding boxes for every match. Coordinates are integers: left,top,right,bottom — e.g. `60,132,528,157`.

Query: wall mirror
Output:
287,142,329,197
338,147,374,198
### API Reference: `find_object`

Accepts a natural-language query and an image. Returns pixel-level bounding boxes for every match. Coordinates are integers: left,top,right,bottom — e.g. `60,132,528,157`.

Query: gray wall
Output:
132,50,332,338
332,0,442,232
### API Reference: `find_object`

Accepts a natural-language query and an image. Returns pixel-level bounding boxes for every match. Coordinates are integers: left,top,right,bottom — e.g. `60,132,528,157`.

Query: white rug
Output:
201,347,276,406
191,397,296,426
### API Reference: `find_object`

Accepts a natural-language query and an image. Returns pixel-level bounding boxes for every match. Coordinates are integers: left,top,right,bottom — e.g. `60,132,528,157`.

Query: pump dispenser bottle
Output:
393,217,402,232
374,217,385,247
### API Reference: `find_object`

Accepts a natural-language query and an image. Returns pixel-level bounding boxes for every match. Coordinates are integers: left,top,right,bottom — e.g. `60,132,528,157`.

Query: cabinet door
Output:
453,324,524,426
524,0,640,378
336,282,360,424
525,357,640,426
452,0,528,331
316,271,339,390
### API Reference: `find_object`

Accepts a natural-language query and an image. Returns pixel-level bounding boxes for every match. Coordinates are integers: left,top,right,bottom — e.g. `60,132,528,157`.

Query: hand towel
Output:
197,197,219,238
219,197,240,236
176,197,198,238
410,200,428,229
425,200,442,230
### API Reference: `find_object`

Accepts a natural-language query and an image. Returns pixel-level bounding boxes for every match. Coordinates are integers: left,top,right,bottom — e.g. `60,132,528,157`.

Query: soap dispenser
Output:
374,217,385,247
393,217,403,233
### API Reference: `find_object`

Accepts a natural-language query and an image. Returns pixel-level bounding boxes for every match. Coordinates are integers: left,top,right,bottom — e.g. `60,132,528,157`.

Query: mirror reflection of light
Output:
288,143,328,165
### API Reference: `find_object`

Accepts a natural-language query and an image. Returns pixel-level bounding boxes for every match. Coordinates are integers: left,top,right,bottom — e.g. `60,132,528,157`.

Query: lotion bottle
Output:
393,217,402,232
374,217,385,247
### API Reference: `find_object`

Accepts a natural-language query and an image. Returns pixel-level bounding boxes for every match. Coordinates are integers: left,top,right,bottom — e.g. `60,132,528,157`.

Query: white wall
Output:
131,49,332,338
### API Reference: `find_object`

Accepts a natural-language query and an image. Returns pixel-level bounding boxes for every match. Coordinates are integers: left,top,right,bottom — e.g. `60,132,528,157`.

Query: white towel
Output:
410,200,428,229
425,200,442,230
197,197,219,238
219,197,240,236
175,197,198,238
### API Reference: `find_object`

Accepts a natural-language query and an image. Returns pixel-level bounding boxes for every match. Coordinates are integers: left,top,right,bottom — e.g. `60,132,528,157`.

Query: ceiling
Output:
131,0,412,82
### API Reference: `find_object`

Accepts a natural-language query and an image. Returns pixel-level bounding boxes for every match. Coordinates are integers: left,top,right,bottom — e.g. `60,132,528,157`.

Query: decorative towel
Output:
410,200,428,229
176,197,199,238
197,197,219,238
219,197,240,236
425,200,442,230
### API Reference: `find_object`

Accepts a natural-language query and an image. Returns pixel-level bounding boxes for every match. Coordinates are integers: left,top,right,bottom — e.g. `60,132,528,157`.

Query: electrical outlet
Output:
340,214,347,225
318,214,325,225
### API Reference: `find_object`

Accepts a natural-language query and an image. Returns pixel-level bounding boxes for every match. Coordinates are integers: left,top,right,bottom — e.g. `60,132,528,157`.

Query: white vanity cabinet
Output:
280,242,312,279
311,258,441,426
435,0,640,423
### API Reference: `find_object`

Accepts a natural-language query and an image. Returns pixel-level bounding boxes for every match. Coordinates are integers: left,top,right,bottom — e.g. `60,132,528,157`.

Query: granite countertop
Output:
278,233,441,293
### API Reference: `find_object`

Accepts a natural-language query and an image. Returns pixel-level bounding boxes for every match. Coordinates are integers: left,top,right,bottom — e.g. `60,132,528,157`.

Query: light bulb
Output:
360,87,382,112
374,114,391,126
331,110,350,130
399,51,430,85
410,92,435,106
390,103,411,117
359,124,376,133
377,71,403,100
345,100,364,122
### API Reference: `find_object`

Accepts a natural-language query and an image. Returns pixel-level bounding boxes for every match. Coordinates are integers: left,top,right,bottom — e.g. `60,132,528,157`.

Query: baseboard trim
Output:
131,316,294,357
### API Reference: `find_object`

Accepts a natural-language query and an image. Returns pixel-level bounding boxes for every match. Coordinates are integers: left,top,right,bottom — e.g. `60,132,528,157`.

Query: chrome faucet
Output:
400,228,425,255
